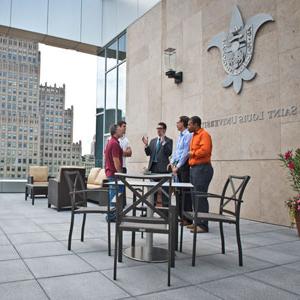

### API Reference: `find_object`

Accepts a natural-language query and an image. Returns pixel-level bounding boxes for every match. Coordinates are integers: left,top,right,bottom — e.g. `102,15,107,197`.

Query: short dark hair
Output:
189,116,201,127
117,120,126,127
110,124,118,136
179,116,189,128
158,122,167,130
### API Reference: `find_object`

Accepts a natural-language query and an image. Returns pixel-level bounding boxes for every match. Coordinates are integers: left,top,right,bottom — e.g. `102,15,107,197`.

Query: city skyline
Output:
39,43,97,155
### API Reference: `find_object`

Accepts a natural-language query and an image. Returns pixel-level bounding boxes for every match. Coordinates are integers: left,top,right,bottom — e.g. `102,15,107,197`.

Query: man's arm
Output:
176,133,192,168
192,133,212,159
112,157,122,173
144,140,152,156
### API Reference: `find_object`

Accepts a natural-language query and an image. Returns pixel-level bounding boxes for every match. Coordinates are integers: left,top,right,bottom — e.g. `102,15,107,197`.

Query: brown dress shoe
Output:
190,226,209,233
186,224,194,229
181,219,192,226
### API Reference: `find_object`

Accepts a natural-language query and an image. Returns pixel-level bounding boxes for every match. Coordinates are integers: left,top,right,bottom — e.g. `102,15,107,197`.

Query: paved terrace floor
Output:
0,193,300,300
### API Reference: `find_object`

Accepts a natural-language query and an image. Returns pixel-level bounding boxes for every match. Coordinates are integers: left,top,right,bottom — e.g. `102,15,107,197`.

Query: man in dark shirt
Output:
104,124,124,221
142,122,173,206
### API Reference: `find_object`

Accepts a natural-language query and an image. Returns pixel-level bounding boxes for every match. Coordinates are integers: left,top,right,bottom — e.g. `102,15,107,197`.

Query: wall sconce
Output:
164,48,183,84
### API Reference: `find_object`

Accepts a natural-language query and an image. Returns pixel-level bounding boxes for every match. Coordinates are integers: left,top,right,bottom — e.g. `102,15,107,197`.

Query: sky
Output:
39,44,97,155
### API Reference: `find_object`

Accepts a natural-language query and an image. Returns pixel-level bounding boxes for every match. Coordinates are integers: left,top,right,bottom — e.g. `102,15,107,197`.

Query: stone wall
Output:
125,0,300,225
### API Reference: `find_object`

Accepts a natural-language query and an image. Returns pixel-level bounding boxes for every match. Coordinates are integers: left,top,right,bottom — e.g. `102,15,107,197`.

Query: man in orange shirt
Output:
188,116,214,233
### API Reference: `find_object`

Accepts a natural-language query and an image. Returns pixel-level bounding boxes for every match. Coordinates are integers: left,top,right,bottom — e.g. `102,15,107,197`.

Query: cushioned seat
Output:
85,168,108,204
29,166,48,183
86,168,107,188
87,184,101,189
25,166,49,205
32,182,48,186
185,212,236,223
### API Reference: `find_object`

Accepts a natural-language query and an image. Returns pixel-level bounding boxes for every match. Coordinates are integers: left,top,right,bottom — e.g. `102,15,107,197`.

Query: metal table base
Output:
123,246,168,262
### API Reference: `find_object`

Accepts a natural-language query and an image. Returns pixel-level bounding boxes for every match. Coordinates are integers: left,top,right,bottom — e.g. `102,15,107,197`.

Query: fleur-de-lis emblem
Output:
207,6,274,94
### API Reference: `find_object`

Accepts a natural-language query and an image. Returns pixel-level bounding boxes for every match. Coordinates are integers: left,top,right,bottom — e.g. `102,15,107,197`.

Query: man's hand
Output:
123,146,132,157
172,166,178,176
188,151,193,157
142,136,148,146
167,163,172,172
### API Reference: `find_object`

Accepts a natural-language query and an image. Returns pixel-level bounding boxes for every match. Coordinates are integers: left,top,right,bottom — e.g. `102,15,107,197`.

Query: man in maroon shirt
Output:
104,124,124,222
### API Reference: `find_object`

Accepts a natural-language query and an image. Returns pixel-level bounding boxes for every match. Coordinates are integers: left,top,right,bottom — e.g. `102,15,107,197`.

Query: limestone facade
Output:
125,0,300,225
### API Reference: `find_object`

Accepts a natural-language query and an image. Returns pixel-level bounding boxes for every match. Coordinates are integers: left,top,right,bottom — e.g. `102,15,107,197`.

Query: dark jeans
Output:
150,163,169,207
176,161,192,219
190,163,214,230
107,176,125,221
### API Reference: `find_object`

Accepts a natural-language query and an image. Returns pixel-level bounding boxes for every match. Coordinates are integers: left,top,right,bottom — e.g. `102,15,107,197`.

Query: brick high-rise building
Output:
0,35,82,178
0,35,41,178
39,83,82,176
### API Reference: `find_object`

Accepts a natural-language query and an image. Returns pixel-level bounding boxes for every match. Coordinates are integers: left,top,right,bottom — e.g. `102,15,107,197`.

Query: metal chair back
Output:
64,170,87,209
219,175,250,219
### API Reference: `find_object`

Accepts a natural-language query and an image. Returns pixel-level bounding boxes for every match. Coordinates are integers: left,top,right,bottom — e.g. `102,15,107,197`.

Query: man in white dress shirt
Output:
117,120,132,173
118,120,132,206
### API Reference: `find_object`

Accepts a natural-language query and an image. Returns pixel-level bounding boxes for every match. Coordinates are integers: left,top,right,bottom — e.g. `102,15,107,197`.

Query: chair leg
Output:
68,213,75,251
174,210,178,251
118,231,123,263
220,222,225,254
131,232,136,247
81,213,86,242
113,227,118,280
192,227,197,266
168,230,171,286
236,222,243,266
25,187,28,200
31,193,34,205
180,222,184,252
107,218,111,256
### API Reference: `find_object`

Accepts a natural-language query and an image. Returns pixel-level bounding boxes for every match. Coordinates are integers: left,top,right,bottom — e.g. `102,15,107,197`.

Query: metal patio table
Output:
109,176,193,262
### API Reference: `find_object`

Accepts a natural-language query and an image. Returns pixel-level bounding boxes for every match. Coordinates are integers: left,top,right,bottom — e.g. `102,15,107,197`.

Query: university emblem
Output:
207,6,274,94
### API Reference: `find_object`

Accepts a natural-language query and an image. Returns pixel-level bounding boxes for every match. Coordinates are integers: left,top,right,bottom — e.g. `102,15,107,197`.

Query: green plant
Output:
279,149,300,225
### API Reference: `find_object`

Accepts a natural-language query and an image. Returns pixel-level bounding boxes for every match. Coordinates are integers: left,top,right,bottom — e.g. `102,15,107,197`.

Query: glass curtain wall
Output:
95,31,126,167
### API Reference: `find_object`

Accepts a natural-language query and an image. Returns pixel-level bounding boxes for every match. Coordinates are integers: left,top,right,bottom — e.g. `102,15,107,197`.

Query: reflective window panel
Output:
81,0,102,46
105,68,117,133
11,0,48,34
0,0,12,26
118,62,126,120
48,0,81,41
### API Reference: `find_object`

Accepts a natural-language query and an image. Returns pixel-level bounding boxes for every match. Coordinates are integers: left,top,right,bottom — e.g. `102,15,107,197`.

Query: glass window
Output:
105,69,117,133
118,34,126,62
96,54,105,110
118,62,126,121
95,32,126,168
106,41,117,71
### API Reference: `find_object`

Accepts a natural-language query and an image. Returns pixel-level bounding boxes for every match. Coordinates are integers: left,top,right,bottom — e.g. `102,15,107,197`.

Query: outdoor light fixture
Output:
164,48,183,84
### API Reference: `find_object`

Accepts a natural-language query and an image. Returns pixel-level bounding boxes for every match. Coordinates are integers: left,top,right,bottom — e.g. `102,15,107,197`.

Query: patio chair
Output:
113,173,175,286
25,166,49,205
64,170,113,256
86,167,109,204
180,175,250,267
48,166,86,211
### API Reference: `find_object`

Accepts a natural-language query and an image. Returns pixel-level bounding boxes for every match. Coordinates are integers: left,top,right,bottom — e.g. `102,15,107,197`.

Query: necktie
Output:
154,138,161,162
